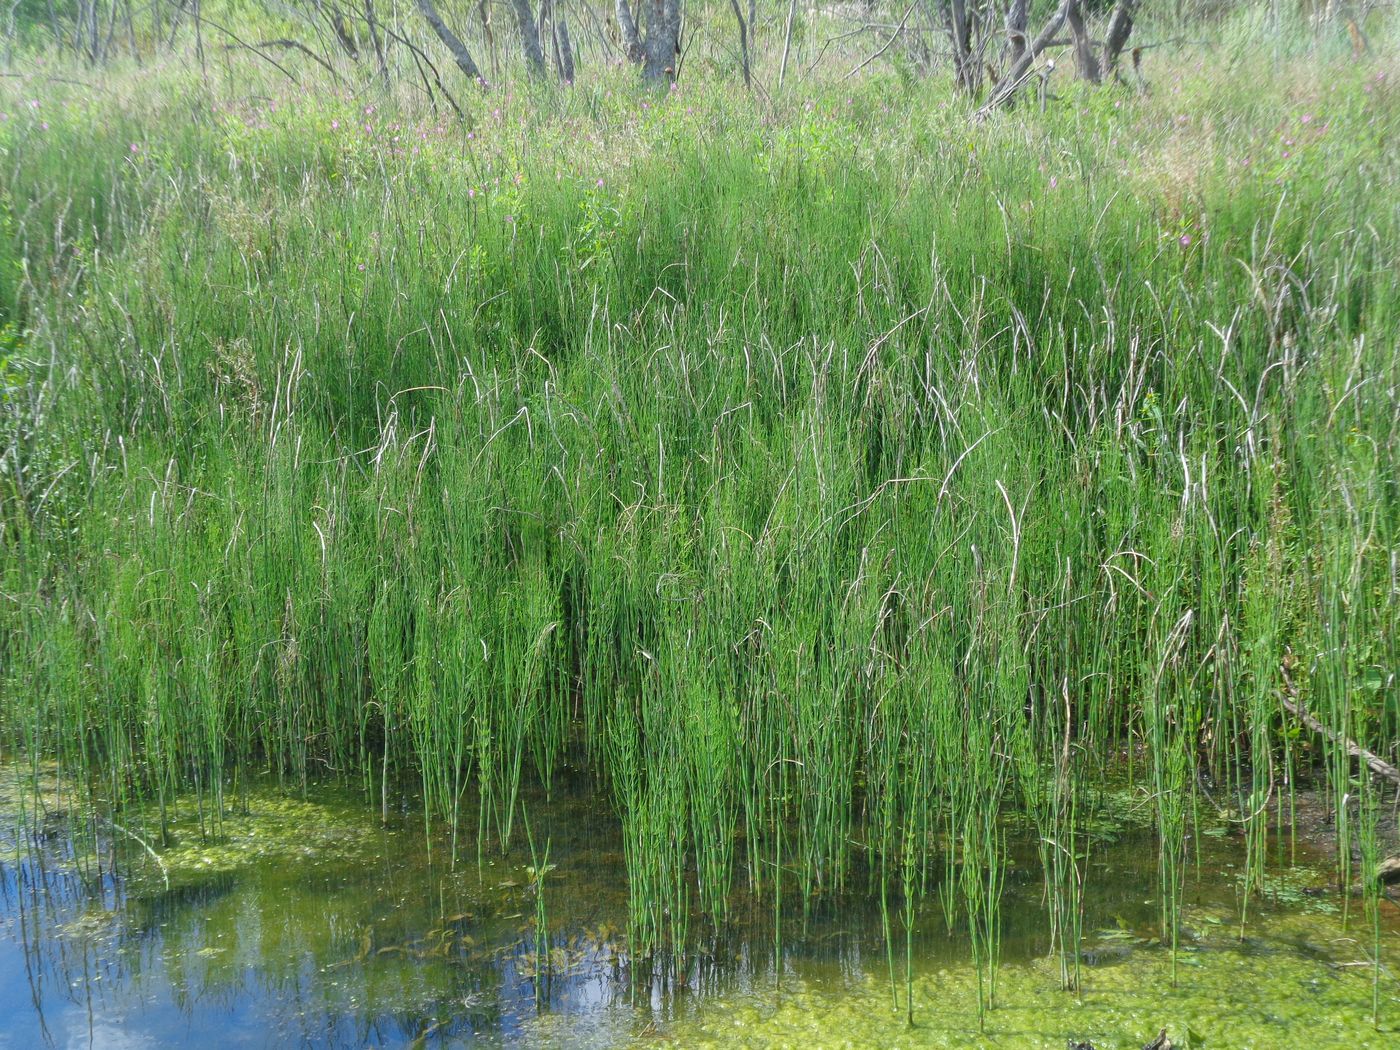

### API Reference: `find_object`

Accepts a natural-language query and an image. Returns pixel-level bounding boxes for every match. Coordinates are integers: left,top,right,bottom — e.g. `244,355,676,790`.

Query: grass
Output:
1,0,1398,1028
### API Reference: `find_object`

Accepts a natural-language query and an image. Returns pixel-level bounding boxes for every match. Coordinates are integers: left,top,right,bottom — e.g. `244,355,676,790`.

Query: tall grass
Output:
1,6,1398,1021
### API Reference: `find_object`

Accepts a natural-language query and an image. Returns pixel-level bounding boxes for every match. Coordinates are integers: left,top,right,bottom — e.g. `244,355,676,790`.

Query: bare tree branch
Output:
778,0,796,88
362,0,388,85
415,0,485,82
845,0,917,81
727,0,750,87
979,0,1075,114
223,37,343,82
385,23,468,117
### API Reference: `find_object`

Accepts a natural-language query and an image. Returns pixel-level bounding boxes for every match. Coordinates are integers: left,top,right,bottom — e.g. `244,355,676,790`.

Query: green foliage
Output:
1,27,1398,1016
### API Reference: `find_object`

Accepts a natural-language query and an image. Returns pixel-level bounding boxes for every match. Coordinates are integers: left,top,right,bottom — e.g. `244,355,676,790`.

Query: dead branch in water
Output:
1279,661,1400,787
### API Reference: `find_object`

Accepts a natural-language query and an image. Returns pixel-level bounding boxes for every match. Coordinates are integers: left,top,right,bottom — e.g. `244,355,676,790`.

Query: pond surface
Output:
1,767,1396,1048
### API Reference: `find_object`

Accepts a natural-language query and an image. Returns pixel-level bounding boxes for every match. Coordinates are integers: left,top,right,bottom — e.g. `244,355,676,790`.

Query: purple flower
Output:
1179,234,1192,248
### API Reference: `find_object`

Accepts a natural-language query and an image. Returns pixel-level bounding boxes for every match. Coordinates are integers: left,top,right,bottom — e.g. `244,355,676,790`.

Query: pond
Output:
1,766,1396,1048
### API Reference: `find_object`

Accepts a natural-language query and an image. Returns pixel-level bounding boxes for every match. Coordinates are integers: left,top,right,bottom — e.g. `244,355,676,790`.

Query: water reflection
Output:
0,772,1388,1048
1,776,658,1048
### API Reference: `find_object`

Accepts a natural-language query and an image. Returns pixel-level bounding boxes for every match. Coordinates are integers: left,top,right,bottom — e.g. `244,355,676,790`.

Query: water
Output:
2,768,1396,1048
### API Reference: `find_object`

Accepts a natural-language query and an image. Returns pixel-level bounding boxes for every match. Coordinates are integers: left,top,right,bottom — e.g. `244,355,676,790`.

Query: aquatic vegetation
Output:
1,5,1399,1042
141,794,377,885
667,931,1400,1050
5,764,1391,1048
2,771,378,890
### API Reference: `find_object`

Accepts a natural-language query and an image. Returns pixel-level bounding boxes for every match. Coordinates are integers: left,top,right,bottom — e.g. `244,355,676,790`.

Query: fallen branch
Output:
221,38,343,82
1279,692,1400,787
200,17,305,84
1379,855,1400,886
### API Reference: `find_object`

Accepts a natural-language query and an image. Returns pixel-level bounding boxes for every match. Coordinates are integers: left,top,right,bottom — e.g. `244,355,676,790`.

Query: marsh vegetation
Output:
1,0,1398,1045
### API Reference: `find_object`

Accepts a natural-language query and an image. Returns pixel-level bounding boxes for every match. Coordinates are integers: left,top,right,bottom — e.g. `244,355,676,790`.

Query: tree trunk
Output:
948,0,971,91
642,0,680,80
330,7,360,59
416,0,483,79
478,0,498,79
981,0,1075,111
556,10,576,81
1004,0,1029,66
1065,0,1101,83
1280,695,1400,787
1101,0,1136,75
511,0,546,76
616,0,643,62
